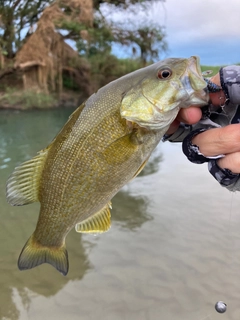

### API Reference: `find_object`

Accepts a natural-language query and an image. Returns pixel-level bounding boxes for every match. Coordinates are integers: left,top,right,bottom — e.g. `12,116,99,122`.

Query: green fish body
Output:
6,56,209,275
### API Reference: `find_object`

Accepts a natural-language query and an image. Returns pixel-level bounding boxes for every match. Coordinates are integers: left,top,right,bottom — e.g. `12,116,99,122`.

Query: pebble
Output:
215,301,227,313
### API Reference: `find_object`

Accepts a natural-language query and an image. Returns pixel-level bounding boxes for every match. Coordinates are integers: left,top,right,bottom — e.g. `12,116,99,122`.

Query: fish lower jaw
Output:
153,104,179,113
130,118,174,131
185,90,209,107
123,106,180,130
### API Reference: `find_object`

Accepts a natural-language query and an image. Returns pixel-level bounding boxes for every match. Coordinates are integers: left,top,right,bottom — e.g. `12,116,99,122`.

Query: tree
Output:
76,1,167,64
113,25,167,65
0,0,167,106
0,0,166,62
0,0,54,58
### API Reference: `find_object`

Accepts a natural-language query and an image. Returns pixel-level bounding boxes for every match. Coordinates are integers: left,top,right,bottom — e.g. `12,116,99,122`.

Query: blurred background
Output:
0,0,239,109
1,1,240,319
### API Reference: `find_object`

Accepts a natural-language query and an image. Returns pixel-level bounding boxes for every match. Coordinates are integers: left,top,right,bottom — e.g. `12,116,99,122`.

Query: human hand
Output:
190,73,240,173
192,124,240,173
167,71,240,173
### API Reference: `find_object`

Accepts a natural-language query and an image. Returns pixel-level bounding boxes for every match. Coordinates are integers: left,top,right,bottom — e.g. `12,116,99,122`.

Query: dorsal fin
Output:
75,202,112,233
6,102,85,207
6,148,49,206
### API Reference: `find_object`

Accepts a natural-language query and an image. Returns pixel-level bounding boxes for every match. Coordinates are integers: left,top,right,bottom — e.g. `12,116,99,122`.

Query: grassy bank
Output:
0,57,145,110
201,65,224,76
0,60,236,110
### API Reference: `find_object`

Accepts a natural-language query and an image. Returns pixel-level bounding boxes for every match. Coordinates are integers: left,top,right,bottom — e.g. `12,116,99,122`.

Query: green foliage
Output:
57,19,84,34
62,74,79,91
201,64,240,77
0,0,166,63
0,0,167,107
0,0,54,58
93,0,153,10
115,24,167,64
201,65,224,76
75,1,167,64
76,18,114,57
86,51,145,89
0,88,56,109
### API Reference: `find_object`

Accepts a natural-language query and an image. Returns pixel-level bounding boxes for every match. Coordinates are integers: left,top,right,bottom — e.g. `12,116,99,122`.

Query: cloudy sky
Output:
151,0,240,65
107,0,240,66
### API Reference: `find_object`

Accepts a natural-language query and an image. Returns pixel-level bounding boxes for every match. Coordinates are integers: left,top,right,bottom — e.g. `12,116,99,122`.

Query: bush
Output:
0,88,57,109
87,53,145,91
201,65,224,76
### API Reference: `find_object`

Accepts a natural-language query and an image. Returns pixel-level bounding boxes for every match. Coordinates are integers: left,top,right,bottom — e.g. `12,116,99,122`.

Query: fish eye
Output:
157,68,172,80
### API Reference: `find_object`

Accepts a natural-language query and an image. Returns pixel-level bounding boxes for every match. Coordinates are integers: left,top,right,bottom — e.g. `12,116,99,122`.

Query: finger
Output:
209,90,226,107
210,73,221,86
166,107,202,135
166,119,180,134
192,124,240,157
176,107,202,124
217,152,240,174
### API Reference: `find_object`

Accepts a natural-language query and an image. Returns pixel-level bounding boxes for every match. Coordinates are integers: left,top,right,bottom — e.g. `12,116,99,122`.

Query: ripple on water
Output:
0,164,8,169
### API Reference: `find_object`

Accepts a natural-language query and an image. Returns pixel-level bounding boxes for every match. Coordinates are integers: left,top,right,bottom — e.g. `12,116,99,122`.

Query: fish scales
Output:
37,109,158,244
6,56,209,275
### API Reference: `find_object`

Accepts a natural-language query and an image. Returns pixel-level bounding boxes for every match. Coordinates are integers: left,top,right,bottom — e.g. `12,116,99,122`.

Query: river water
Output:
1,108,240,320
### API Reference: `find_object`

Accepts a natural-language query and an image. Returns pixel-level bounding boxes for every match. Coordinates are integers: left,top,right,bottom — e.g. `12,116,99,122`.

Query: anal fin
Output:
75,202,112,233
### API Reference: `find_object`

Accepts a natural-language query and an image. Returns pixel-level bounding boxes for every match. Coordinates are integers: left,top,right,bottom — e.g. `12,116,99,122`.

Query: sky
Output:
107,0,240,66
150,0,240,66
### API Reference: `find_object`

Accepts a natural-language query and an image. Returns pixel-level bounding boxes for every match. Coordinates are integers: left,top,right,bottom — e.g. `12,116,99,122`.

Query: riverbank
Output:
0,64,225,111
0,88,86,110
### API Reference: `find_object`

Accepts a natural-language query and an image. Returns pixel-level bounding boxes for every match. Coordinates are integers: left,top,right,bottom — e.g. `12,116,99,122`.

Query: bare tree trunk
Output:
0,53,4,69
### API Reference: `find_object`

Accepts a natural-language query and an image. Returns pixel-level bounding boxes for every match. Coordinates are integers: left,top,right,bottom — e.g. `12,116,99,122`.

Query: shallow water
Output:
1,108,240,320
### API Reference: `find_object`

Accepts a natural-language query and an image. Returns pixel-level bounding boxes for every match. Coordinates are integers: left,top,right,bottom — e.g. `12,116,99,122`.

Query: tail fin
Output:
18,234,69,276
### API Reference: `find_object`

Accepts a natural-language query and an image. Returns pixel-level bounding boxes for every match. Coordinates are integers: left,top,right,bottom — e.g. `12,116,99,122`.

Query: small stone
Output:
215,301,227,313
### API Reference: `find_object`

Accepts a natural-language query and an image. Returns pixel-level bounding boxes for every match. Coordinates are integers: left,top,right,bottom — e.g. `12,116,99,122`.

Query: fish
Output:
6,56,209,276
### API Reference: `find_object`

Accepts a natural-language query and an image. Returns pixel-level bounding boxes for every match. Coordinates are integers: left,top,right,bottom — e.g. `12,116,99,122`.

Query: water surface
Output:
1,108,240,320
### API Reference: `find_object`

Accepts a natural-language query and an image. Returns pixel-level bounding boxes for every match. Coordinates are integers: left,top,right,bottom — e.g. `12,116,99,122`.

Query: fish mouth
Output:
179,56,209,107
141,56,209,113
121,56,209,130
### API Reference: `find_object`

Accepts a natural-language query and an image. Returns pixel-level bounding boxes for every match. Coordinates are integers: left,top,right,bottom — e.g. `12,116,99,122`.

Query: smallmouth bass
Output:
6,56,209,275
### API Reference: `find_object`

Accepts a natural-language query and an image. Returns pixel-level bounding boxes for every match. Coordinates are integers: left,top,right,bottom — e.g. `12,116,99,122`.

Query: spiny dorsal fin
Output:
75,202,112,233
6,148,49,206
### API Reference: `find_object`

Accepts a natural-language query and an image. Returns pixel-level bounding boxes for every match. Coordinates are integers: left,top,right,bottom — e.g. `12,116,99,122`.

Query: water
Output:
1,108,240,320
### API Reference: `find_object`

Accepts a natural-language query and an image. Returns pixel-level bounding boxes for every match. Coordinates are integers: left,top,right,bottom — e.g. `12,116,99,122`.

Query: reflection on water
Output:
138,151,163,177
1,109,240,320
0,109,91,319
0,108,156,319
112,192,152,231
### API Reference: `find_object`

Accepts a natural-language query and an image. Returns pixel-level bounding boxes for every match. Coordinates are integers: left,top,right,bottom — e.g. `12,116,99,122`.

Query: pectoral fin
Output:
6,147,50,206
132,157,149,179
102,128,146,165
75,202,112,233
